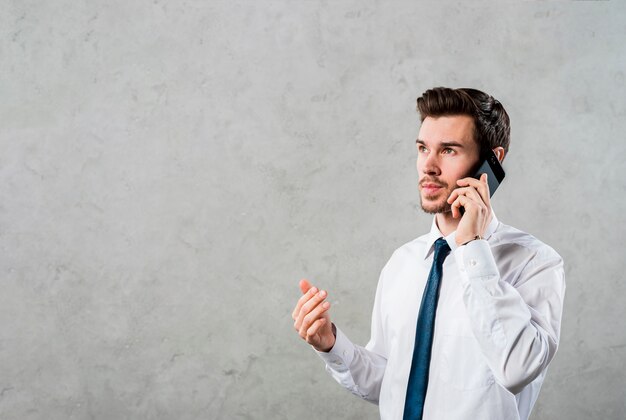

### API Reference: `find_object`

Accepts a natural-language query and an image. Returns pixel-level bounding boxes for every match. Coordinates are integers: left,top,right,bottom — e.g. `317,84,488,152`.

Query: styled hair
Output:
416,87,511,156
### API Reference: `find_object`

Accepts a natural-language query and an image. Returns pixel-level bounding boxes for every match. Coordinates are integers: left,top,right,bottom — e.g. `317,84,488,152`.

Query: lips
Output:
421,183,444,194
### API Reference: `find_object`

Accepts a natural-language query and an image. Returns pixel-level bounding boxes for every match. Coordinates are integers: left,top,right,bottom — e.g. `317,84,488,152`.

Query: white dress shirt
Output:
316,212,565,420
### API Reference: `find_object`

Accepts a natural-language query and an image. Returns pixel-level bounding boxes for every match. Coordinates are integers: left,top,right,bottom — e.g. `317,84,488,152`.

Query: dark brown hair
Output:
416,87,511,156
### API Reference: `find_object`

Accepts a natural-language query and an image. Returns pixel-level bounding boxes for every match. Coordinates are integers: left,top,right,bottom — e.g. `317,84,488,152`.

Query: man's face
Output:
416,115,480,214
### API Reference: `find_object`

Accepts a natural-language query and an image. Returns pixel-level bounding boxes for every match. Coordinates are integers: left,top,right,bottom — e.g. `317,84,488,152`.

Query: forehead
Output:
418,115,476,146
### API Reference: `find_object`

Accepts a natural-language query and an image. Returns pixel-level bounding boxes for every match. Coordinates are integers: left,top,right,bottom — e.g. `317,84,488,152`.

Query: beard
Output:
419,178,455,214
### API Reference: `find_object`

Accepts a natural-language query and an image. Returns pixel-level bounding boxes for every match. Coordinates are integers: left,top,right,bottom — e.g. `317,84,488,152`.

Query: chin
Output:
420,198,451,214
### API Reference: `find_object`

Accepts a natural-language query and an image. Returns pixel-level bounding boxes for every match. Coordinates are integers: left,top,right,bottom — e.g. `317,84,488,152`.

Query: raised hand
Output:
291,279,336,352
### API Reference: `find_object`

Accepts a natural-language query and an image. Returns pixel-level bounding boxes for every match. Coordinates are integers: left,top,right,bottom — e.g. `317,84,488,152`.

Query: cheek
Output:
446,158,474,179
452,168,468,181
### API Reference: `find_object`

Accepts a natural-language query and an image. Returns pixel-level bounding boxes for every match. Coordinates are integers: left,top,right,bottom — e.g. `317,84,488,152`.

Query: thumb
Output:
299,278,312,295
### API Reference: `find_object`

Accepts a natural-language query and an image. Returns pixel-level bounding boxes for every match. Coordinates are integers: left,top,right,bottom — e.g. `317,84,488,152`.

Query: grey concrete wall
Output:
1,1,624,419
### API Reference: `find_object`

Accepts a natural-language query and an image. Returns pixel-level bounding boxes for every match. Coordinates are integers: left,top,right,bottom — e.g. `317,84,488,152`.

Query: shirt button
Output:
469,259,477,267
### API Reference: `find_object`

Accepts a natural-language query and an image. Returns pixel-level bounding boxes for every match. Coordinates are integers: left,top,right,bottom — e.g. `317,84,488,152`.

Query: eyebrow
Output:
416,139,465,148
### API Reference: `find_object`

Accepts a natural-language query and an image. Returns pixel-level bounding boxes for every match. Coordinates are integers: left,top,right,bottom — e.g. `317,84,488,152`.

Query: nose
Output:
419,152,441,176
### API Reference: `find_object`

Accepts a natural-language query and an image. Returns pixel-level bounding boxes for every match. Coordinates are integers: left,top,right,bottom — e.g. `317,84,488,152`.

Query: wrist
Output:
316,323,337,353
457,235,482,247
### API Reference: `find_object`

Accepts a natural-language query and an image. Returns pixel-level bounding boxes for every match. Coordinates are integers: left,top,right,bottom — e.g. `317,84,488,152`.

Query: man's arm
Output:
449,174,566,394
455,240,565,394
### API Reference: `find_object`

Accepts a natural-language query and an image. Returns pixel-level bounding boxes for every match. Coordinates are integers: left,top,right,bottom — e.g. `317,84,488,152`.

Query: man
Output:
291,87,565,420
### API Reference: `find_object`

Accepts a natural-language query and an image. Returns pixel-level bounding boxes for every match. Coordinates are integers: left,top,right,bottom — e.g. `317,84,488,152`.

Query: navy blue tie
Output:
403,238,451,420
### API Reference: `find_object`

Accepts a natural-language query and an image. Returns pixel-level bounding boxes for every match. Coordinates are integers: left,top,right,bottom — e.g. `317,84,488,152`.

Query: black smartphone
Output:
459,151,505,215
473,150,506,198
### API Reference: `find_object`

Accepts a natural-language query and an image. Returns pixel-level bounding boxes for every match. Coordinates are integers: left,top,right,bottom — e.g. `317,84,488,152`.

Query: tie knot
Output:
434,238,451,262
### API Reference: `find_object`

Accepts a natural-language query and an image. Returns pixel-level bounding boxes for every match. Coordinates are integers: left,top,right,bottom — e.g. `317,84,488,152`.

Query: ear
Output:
492,147,505,163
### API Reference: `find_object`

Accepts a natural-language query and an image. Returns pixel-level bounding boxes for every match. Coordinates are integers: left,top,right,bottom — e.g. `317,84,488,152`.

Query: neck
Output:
435,211,459,237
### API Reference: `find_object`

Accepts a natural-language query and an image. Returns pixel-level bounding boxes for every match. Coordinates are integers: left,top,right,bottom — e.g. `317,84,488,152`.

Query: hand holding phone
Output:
459,151,505,215
472,150,506,197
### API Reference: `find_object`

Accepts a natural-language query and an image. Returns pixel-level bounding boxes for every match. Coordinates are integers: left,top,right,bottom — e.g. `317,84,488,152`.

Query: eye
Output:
442,148,455,154
418,145,428,153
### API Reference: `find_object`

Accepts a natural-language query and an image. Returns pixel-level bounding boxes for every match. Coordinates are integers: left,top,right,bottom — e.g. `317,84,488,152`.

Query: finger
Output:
450,198,459,218
295,290,327,328
457,175,490,206
455,178,487,200
299,278,312,295
456,175,484,187
447,186,483,205
457,174,488,192
475,173,490,206
298,289,327,321
448,184,489,210
450,194,465,218
454,193,485,216
306,317,327,341
447,188,459,205
447,187,483,217
300,301,331,336
292,285,318,319
292,285,319,320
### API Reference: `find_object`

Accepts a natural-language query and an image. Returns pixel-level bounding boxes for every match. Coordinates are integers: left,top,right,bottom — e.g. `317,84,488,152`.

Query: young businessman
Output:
291,87,565,420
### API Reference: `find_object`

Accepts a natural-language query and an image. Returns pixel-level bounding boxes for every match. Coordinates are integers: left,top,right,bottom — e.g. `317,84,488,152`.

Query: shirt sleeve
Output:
313,262,389,404
453,239,566,395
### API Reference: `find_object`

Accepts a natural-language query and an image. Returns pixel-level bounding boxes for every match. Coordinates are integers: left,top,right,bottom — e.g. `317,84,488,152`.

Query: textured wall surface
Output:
1,1,625,419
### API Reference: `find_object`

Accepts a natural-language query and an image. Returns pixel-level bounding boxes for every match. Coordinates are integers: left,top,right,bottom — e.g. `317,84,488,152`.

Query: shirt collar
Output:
422,209,500,260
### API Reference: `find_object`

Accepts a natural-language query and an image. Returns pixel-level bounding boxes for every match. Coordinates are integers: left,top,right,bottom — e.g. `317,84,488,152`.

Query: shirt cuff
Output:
454,239,499,285
314,324,355,371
